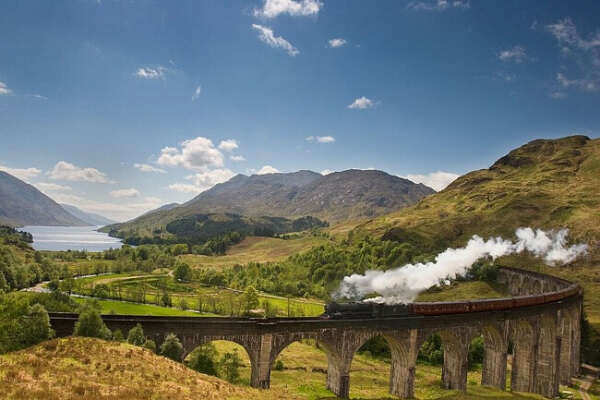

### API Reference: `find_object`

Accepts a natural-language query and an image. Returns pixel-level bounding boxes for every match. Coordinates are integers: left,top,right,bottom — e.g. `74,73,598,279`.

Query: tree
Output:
143,339,157,353
21,303,54,347
160,333,183,361
112,329,124,342
218,349,242,383
127,323,145,346
187,342,218,376
47,279,60,292
73,307,111,339
174,262,192,282
242,286,259,315
178,297,189,311
160,291,172,307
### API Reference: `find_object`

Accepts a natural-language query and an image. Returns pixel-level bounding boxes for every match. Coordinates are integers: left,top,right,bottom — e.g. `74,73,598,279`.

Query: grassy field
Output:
73,298,215,317
180,234,331,271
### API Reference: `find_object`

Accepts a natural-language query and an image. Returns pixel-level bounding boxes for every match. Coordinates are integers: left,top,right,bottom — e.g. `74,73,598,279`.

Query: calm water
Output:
22,226,123,252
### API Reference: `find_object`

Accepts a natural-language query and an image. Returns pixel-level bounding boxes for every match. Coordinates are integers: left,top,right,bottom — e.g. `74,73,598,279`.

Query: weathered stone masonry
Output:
49,267,582,399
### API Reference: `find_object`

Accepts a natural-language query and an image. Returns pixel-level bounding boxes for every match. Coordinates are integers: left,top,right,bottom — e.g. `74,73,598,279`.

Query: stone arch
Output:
533,313,560,398
438,327,480,392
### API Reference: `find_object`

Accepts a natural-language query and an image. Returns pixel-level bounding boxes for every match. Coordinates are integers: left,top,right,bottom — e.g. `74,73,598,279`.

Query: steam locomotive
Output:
322,284,580,320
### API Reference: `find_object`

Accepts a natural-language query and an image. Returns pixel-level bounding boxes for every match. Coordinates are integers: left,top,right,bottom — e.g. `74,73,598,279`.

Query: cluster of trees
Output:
186,342,243,383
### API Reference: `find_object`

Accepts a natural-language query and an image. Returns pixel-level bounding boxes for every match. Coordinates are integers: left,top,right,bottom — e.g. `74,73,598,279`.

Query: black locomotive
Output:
323,302,412,319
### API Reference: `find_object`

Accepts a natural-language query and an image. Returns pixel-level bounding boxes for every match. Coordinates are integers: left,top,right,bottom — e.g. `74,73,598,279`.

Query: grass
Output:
0,337,297,400
72,298,214,317
416,281,508,302
179,234,330,271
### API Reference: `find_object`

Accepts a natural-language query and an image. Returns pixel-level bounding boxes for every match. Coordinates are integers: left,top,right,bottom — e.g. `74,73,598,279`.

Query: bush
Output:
160,292,172,307
418,334,444,365
174,263,192,282
127,323,145,346
112,329,124,342
187,342,218,375
73,307,111,339
274,359,284,371
143,339,157,353
178,298,189,311
160,333,183,361
468,336,484,367
218,349,242,383
20,303,55,348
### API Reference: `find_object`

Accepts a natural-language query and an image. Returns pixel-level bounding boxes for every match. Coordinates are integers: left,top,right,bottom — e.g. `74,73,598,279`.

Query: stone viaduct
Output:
49,267,583,399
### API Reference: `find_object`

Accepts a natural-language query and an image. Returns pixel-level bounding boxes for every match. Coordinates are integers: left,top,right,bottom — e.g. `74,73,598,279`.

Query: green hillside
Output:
359,135,600,254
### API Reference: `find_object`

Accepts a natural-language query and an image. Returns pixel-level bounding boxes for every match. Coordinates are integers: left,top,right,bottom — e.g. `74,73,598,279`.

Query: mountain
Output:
102,169,434,237
60,204,115,226
140,202,180,217
0,171,89,227
358,135,600,254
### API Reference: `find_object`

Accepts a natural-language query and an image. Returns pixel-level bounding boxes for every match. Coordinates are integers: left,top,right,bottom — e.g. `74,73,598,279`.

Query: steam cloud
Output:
334,228,588,305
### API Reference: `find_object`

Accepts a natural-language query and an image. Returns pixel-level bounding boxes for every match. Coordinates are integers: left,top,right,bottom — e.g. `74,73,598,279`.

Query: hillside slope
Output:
0,337,297,400
0,171,89,227
61,203,115,226
105,169,434,236
359,135,600,254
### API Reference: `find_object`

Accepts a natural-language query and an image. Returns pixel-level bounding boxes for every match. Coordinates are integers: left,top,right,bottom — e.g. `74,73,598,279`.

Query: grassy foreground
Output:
72,298,214,317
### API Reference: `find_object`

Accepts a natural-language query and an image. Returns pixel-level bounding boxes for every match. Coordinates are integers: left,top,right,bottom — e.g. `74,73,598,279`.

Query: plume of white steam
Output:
334,228,587,305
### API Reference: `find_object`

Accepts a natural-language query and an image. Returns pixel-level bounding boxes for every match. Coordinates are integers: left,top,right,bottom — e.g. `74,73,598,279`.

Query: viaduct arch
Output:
49,267,583,399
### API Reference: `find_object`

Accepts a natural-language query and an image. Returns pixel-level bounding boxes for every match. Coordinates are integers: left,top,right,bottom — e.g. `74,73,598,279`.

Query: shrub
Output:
160,292,172,307
73,307,111,339
20,303,55,348
218,349,242,383
143,339,157,353
127,323,145,346
274,359,284,371
112,329,124,342
178,298,189,311
160,333,183,361
174,262,192,282
468,336,484,367
187,342,218,376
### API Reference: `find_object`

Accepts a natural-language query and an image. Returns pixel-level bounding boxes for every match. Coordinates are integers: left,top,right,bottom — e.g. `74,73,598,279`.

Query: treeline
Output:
197,236,434,300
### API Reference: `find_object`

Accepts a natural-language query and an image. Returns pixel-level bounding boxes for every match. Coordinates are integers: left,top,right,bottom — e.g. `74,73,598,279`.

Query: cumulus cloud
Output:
110,188,140,198
498,45,529,63
169,168,235,194
546,18,600,93
256,165,280,175
252,24,299,56
157,137,224,170
328,38,347,48
306,135,335,143
347,96,375,109
401,171,459,191
218,139,239,152
134,163,166,173
230,155,246,162
0,164,41,181
408,0,470,11
253,0,322,18
0,81,11,95
192,85,202,101
135,66,167,79
47,161,112,183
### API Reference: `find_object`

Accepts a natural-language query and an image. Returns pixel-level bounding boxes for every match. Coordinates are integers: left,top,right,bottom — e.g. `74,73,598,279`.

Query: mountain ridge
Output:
0,171,89,227
60,203,115,226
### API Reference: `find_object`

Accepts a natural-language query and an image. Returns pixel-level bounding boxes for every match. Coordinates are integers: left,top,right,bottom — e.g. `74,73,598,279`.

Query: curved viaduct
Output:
49,267,583,399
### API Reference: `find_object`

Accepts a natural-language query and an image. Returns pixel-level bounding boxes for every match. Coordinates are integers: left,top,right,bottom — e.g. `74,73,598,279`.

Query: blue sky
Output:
1,0,599,221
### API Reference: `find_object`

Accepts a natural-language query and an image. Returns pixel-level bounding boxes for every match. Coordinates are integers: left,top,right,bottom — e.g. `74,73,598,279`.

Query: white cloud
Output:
110,188,140,198
320,169,334,175
251,24,299,56
400,171,459,191
495,71,516,82
230,155,246,162
55,195,163,222
546,18,600,93
169,168,235,194
218,139,239,152
253,0,322,18
498,46,529,63
134,163,166,173
0,164,41,181
306,135,335,143
34,182,72,193
48,161,112,183
408,0,469,11
348,96,375,109
157,137,224,170
328,38,347,48
135,66,167,79
0,81,12,95
256,165,280,175
192,85,202,101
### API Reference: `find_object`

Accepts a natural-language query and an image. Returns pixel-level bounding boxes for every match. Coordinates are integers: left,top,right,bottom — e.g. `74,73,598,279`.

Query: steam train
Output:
322,284,580,319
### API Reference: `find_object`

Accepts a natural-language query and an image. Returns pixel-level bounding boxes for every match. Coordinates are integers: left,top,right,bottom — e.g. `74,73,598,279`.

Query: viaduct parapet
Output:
49,267,583,399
